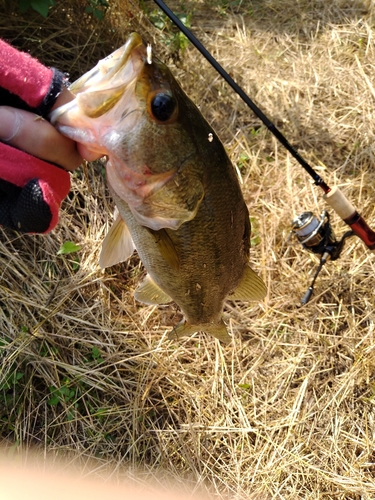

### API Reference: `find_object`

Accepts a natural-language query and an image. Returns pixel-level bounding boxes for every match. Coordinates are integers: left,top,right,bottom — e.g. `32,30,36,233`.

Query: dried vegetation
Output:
1,0,375,498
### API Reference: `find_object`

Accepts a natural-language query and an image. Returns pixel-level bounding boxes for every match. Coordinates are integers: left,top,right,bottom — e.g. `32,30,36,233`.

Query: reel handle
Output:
323,186,375,250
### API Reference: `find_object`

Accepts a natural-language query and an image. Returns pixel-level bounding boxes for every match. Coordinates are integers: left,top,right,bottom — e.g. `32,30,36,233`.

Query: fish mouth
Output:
51,33,201,231
49,33,146,126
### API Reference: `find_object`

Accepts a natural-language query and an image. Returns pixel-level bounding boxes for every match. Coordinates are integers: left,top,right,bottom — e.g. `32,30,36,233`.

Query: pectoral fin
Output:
99,212,135,269
147,228,180,271
168,319,232,344
143,174,204,224
229,265,267,301
134,274,172,305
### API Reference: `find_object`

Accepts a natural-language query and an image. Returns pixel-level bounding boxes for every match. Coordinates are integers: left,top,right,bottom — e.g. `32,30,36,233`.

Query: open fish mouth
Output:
49,33,146,125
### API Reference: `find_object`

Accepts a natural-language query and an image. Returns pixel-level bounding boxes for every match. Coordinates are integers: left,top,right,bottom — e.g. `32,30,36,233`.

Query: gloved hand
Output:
0,130,72,234
0,39,82,234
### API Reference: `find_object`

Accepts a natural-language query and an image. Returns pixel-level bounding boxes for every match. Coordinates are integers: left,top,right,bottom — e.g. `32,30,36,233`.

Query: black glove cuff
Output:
35,68,70,118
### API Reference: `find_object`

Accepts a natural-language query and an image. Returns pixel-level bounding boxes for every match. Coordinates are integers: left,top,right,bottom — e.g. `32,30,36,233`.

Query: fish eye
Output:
151,93,176,122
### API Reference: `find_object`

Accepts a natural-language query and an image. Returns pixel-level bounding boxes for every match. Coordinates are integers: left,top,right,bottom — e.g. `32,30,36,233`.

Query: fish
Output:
50,33,267,343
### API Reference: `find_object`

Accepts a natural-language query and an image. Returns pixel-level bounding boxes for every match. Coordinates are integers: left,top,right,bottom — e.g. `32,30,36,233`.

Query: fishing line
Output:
152,0,375,257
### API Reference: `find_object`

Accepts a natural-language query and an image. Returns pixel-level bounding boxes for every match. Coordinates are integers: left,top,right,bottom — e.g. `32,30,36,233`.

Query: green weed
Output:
48,378,80,421
250,216,261,246
57,241,81,271
85,0,109,20
17,0,55,17
148,9,191,53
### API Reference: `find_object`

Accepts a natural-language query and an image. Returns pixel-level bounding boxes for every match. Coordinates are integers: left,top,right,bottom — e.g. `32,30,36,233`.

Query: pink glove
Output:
0,39,71,233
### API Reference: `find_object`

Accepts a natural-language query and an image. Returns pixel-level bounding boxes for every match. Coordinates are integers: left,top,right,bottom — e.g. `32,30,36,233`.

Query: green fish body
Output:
50,33,266,342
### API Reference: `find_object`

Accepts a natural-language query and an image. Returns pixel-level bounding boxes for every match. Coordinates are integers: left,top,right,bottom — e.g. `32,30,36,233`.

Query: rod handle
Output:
323,186,355,220
323,186,375,250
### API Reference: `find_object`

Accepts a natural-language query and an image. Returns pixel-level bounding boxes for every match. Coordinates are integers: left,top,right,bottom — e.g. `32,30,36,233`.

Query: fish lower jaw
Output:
48,100,75,124
54,124,99,147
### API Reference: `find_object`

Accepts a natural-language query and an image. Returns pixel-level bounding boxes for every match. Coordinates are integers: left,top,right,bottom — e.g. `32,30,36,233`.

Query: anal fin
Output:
147,227,180,271
134,274,173,305
228,265,267,301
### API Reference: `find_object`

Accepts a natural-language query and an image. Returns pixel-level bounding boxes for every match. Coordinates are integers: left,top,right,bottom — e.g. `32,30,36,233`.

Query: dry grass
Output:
1,0,375,498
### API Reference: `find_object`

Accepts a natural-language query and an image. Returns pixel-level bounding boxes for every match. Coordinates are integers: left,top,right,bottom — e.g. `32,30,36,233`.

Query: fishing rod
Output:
152,0,375,303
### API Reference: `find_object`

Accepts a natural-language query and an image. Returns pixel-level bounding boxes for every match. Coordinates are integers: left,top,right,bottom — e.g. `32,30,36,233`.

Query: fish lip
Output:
95,33,145,87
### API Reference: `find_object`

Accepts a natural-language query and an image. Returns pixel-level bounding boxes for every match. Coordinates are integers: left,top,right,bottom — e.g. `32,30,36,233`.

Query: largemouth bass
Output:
51,33,266,342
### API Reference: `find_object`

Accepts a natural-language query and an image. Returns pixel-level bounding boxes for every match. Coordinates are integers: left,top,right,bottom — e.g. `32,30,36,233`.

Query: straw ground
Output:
1,0,375,498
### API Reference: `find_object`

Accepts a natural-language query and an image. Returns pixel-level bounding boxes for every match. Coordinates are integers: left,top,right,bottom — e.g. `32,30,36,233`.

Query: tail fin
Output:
168,319,231,343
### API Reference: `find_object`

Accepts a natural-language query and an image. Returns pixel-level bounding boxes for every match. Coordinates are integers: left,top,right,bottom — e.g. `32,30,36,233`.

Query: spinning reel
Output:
290,210,354,305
